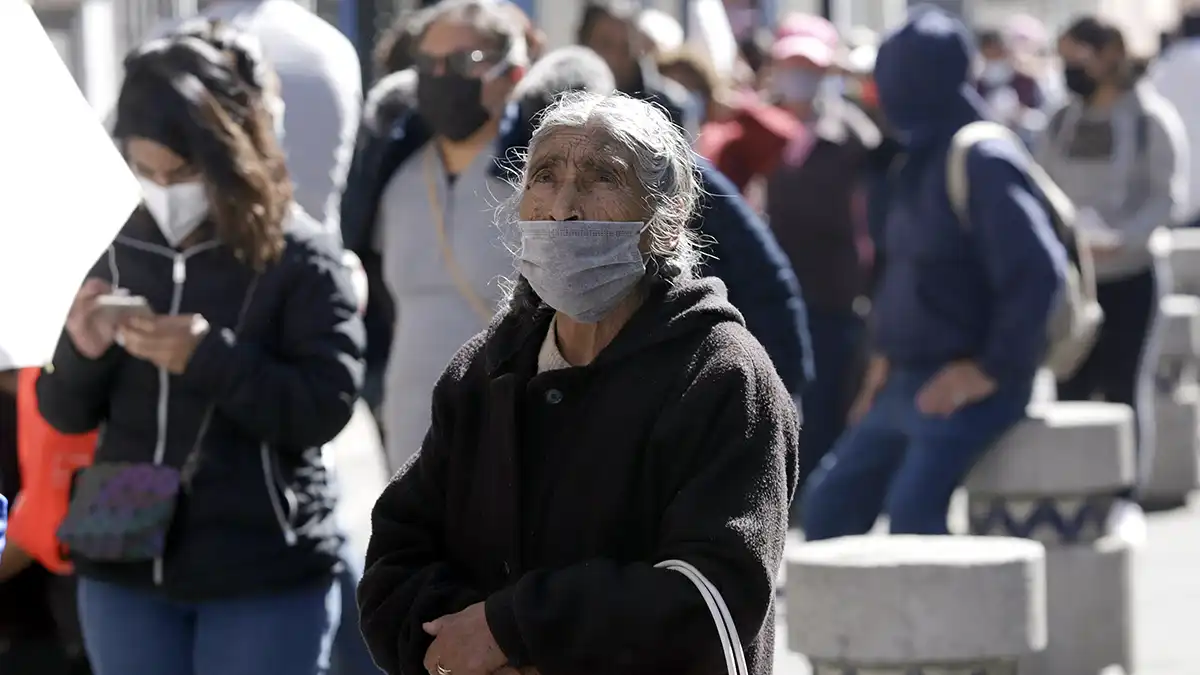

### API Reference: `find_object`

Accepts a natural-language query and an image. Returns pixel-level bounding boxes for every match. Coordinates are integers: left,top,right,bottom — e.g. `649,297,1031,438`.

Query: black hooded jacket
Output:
37,207,365,601
358,277,799,675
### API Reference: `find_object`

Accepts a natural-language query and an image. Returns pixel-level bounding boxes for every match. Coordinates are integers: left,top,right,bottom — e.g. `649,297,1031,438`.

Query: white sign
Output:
0,1,140,369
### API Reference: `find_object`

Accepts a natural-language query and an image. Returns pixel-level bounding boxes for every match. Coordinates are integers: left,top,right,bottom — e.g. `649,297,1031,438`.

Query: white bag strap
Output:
947,121,1078,228
655,559,748,675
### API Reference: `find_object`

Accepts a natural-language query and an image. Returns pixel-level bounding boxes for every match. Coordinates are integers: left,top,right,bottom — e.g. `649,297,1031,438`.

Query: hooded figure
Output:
800,6,1067,540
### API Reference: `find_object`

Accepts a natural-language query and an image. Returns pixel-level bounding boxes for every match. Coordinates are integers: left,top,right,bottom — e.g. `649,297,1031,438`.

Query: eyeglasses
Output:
413,49,502,77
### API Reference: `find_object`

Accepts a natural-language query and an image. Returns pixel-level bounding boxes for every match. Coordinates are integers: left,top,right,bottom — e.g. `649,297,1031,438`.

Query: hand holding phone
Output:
94,294,154,325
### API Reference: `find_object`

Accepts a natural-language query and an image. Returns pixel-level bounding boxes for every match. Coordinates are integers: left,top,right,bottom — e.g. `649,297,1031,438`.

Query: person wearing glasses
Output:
340,0,528,473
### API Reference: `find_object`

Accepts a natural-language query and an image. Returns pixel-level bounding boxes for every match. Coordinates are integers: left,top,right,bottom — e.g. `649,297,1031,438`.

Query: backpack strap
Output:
947,120,1078,231
946,121,1014,227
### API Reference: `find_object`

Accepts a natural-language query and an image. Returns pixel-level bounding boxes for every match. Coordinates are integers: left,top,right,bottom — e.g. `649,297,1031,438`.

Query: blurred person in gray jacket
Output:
1038,16,1189,504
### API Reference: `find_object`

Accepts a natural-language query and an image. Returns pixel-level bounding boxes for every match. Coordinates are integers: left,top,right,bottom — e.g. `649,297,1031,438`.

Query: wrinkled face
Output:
519,124,651,224
584,15,639,87
126,137,199,186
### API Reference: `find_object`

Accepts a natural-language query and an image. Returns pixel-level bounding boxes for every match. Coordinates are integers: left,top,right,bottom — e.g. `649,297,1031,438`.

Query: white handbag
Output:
655,559,749,675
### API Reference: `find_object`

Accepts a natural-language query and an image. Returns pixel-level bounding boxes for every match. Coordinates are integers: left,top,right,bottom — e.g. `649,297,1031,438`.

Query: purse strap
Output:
655,559,749,675
181,275,261,488
424,150,494,325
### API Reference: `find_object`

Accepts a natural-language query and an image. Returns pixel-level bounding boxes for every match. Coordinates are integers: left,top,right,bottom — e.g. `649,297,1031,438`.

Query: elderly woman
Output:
357,92,798,675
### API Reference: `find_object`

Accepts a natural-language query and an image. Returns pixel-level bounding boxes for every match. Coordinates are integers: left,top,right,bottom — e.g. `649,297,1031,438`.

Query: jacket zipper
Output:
152,255,187,586
142,243,217,586
261,442,299,545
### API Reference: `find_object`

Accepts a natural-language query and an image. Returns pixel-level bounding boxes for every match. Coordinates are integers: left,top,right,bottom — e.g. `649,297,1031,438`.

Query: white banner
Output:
0,1,140,369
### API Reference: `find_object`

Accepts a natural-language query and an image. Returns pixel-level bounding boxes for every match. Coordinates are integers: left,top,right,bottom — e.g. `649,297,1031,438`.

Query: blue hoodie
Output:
871,7,1067,383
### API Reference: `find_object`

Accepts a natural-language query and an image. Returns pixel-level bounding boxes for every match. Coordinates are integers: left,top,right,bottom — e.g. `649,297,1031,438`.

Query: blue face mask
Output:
517,220,648,323
772,69,825,103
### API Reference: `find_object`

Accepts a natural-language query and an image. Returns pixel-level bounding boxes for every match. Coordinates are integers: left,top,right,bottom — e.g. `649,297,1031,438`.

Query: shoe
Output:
1105,498,1147,548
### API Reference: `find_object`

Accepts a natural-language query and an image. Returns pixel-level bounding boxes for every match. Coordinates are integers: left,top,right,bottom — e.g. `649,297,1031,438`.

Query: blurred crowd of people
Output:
2,0,1199,673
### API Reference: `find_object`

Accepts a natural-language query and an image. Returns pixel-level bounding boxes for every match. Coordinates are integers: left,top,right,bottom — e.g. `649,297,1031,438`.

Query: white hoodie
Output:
1151,39,1200,222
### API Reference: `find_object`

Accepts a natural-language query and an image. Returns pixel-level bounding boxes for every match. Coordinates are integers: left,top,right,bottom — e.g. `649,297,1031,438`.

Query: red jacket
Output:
696,99,800,193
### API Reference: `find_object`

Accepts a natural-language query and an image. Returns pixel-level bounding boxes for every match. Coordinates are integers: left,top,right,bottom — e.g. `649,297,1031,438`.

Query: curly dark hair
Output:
113,19,290,270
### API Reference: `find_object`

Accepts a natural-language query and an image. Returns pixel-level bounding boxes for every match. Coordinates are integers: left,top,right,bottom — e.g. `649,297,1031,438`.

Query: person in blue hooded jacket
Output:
801,6,1067,539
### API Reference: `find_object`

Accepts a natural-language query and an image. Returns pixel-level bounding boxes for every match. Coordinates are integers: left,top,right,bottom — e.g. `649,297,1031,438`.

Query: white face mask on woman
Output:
138,176,209,247
517,220,648,324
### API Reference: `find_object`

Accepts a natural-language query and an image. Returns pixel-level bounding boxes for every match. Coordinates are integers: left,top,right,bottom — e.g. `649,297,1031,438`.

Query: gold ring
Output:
436,664,452,675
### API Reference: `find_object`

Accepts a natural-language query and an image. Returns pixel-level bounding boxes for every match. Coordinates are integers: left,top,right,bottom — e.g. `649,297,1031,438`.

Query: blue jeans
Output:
802,366,1032,539
331,549,381,675
77,577,339,675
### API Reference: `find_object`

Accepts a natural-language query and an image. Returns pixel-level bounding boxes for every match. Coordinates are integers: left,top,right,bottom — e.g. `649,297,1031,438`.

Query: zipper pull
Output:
173,255,186,285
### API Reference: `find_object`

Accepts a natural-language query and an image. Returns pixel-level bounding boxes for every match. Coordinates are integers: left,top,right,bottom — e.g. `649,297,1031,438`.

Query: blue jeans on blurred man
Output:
802,365,1031,538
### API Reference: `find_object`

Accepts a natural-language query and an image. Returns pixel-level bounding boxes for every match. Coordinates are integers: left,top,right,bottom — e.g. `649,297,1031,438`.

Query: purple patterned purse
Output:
57,462,189,561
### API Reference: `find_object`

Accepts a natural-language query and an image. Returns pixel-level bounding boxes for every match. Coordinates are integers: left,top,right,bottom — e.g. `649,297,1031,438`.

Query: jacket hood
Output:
874,5,985,145
484,276,745,376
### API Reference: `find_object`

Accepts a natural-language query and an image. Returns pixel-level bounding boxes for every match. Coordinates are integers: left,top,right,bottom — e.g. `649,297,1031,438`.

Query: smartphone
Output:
94,294,154,324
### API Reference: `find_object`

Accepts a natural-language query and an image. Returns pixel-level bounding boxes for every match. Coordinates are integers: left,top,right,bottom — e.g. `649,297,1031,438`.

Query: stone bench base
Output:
1143,389,1200,508
787,536,1045,665
809,660,1015,675
1020,538,1134,675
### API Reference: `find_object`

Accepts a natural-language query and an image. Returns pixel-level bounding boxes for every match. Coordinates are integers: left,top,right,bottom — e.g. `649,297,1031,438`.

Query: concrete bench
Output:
786,535,1046,674
1143,294,1200,508
965,401,1137,675
1156,227,1200,296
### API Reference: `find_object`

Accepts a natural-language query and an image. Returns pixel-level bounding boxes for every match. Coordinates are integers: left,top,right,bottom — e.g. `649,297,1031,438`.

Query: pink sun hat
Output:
771,13,839,67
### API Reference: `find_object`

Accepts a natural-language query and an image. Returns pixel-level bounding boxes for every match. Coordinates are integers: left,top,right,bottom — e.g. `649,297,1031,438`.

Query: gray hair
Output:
502,91,705,314
512,46,616,106
411,0,529,68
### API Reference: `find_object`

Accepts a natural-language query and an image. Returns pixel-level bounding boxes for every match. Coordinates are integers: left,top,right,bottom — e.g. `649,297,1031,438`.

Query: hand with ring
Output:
422,602,508,675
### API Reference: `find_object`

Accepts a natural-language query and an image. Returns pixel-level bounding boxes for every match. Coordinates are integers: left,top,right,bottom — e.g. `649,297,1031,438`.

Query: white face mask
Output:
138,177,209,247
980,60,1014,87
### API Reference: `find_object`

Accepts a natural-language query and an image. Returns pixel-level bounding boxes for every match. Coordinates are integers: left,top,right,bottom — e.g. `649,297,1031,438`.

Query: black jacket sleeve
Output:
180,237,365,450
357,346,487,675
696,164,813,393
36,253,122,435
484,334,799,675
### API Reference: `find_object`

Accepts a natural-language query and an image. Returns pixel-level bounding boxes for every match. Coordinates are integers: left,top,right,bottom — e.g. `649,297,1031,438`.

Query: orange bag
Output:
8,367,97,574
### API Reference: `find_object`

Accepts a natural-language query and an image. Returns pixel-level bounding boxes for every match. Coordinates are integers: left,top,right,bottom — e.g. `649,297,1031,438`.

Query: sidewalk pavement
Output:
774,498,1200,673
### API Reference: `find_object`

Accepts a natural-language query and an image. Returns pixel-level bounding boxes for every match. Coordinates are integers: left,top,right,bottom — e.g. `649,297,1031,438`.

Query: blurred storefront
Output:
30,0,1190,111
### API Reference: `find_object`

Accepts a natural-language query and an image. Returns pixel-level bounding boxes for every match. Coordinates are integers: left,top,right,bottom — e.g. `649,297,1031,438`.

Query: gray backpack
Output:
946,121,1104,380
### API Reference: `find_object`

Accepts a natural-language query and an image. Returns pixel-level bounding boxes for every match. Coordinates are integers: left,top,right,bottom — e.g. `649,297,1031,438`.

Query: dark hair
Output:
1063,16,1126,55
114,20,288,270
1181,9,1200,40
373,10,419,78
576,0,640,46
738,30,773,74
976,28,1004,50
1063,16,1134,87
